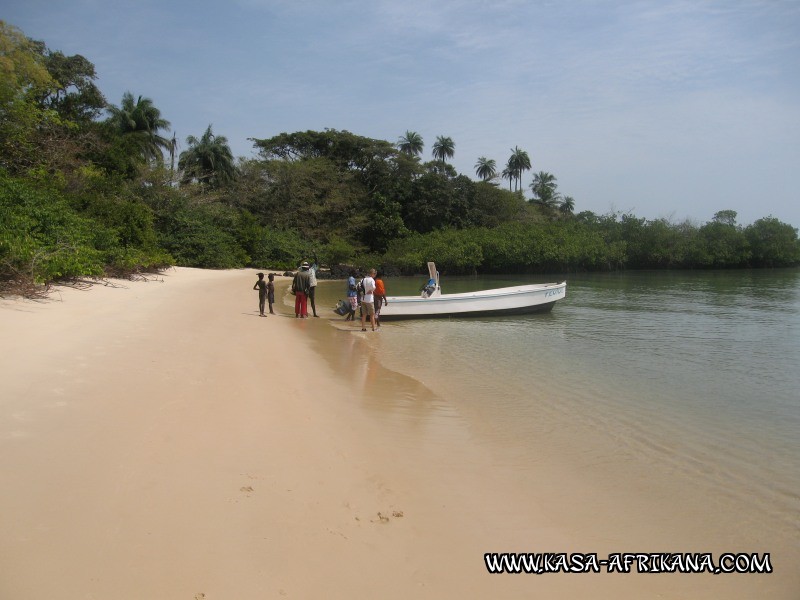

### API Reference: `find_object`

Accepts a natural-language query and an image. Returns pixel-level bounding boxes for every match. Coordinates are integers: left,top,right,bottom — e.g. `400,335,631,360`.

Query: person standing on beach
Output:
373,271,387,327
292,262,312,318
345,269,358,321
308,260,319,318
266,273,275,314
360,268,377,331
253,272,268,317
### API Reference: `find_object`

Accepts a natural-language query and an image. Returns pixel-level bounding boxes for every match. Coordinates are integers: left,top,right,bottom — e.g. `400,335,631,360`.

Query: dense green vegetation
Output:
1,22,798,294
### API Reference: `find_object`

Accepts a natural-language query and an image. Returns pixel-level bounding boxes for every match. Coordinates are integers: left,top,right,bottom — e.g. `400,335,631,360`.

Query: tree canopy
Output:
1,21,798,296
432,135,455,164
178,124,236,188
106,91,173,164
397,130,424,156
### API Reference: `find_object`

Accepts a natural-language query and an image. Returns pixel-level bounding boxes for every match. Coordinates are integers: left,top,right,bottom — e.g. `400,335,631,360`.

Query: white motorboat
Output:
377,263,566,320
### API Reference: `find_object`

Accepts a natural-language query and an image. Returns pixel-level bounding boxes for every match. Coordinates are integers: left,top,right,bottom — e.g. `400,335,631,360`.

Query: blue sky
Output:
4,0,799,226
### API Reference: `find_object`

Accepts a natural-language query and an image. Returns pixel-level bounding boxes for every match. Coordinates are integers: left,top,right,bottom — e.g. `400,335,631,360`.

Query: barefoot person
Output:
360,268,377,331
253,272,268,317
266,273,275,314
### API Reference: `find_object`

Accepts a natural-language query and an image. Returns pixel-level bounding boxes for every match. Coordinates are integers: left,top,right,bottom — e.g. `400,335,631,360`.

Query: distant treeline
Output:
1,22,798,294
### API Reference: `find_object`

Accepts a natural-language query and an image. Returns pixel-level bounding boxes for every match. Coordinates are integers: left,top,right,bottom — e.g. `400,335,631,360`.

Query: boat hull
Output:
377,281,566,321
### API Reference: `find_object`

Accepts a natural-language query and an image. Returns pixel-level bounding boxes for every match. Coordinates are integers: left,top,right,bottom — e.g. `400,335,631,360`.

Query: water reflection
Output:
301,304,465,454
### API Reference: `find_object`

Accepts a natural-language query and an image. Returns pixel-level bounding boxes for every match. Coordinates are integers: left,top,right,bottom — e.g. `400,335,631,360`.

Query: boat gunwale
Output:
384,281,566,304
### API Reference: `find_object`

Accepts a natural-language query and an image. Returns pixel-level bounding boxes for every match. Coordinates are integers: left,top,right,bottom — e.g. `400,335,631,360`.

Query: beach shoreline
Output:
0,267,793,599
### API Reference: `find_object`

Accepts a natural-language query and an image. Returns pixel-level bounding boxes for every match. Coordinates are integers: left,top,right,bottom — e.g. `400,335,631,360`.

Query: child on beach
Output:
267,273,275,314
253,272,268,316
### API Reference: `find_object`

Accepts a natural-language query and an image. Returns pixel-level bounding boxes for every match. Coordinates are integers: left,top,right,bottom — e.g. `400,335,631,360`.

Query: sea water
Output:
314,269,800,577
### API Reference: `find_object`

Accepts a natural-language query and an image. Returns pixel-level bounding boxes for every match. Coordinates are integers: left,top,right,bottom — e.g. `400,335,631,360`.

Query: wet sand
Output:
0,268,790,599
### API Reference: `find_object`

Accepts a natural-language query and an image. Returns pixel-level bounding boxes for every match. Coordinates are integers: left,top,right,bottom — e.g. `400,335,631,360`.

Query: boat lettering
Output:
545,288,564,298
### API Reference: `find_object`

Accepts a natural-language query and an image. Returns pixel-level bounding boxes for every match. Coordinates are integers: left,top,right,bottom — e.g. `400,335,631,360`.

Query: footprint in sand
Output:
373,510,404,523
240,486,254,493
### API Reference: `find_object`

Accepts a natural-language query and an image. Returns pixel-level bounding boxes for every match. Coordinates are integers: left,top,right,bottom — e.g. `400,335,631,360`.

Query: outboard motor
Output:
420,278,437,298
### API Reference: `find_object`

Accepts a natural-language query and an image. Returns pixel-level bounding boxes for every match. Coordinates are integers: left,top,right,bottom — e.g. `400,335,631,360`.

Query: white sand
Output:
0,268,791,599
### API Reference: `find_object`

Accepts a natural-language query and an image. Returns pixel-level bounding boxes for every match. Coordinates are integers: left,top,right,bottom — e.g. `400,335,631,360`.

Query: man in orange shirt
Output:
373,271,387,328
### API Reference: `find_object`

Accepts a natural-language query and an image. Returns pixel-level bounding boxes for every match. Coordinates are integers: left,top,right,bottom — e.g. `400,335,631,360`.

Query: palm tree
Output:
474,157,497,181
560,195,575,215
178,124,236,188
397,131,424,156
168,132,178,174
530,171,560,209
432,135,455,164
506,146,531,192
106,91,172,163
501,166,514,191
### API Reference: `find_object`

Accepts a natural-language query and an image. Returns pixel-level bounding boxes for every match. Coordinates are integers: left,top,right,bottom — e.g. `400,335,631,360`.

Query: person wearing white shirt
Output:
360,268,377,331
308,262,319,317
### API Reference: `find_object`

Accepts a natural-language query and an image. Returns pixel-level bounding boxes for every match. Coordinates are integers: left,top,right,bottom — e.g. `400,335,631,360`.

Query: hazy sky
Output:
4,0,799,226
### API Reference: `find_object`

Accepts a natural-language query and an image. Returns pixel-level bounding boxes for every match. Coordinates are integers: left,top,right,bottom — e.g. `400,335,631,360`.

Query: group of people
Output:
253,261,318,318
254,263,387,330
346,268,387,331
252,272,275,317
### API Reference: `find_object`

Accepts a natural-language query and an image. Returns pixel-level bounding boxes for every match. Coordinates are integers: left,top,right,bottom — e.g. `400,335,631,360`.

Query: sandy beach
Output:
0,268,790,599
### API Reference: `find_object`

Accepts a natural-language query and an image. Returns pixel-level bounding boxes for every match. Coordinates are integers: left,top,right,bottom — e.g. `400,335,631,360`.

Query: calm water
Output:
316,269,800,554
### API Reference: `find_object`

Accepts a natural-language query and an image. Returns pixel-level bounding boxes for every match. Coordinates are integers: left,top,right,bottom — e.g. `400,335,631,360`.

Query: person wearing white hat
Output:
291,262,311,318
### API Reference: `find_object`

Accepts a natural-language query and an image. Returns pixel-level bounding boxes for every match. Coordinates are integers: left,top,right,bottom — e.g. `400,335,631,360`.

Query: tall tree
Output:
106,91,172,164
501,166,514,191
32,46,106,122
559,195,575,214
712,210,737,226
169,132,178,173
506,146,531,192
530,171,560,209
474,156,497,181
178,124,236,188
397,130,424,156
0,22,53,97
0,22,55,172
432,135,455,164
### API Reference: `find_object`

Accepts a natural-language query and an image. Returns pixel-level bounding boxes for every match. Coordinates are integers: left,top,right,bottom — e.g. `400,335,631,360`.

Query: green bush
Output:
156,205,247,269
320,235,358,266
0,175,105,284
383,230,483,274
242,225,307,270
745,217,800,267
